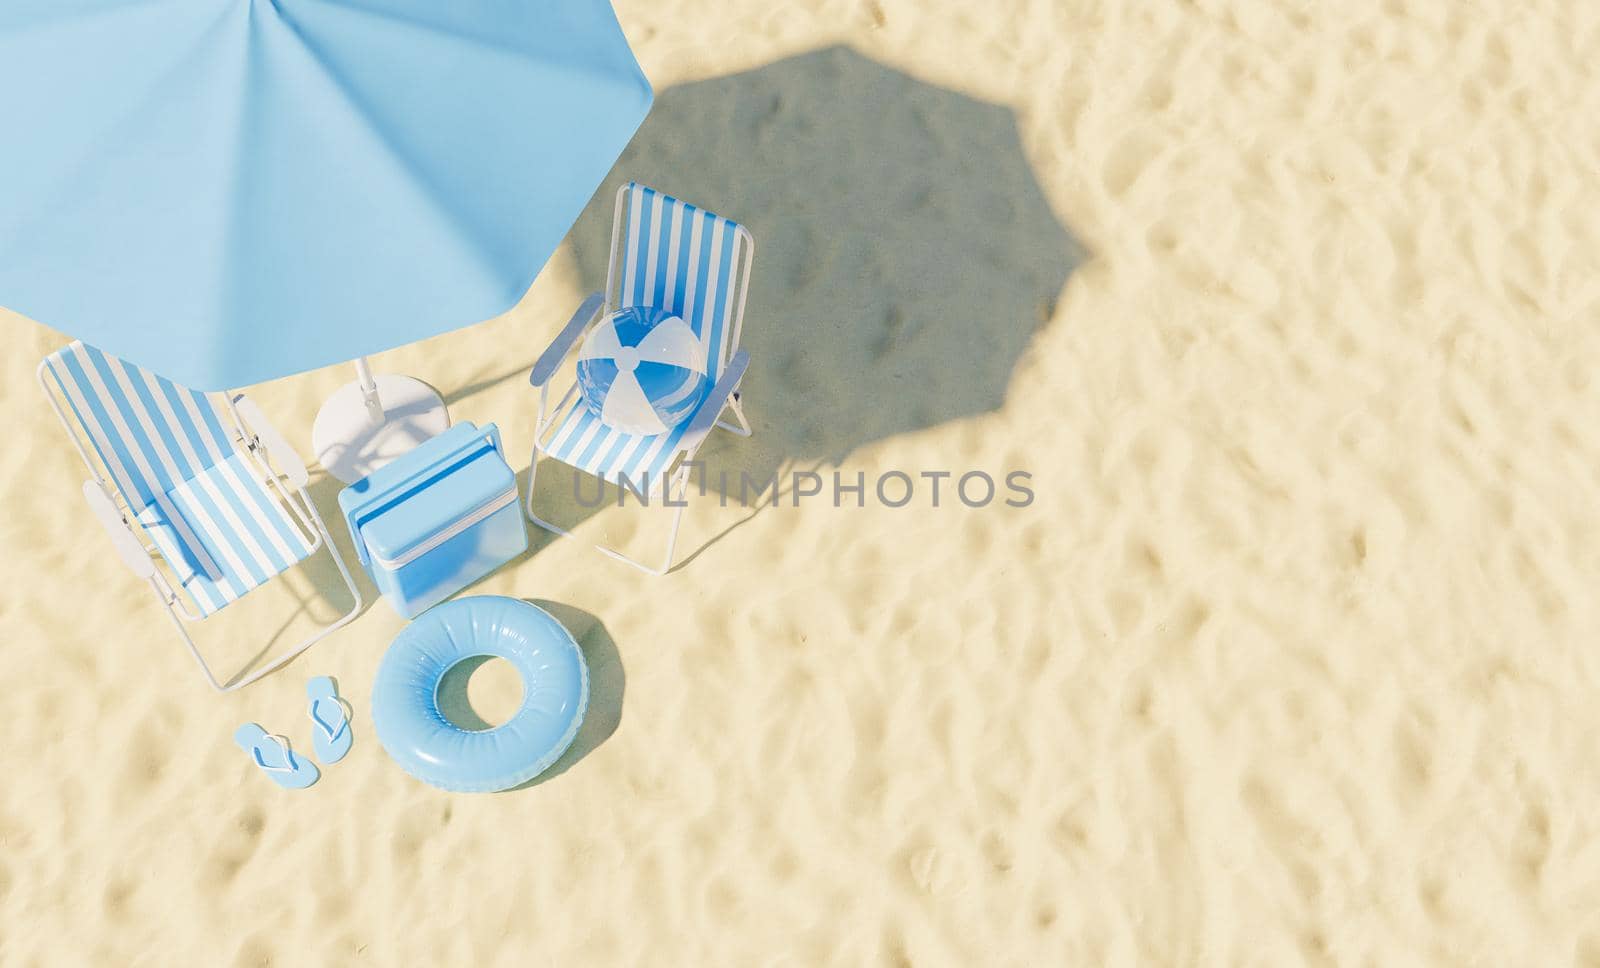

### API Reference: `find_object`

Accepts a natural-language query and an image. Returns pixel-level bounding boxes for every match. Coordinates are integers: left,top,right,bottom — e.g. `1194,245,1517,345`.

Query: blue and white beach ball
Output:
577,306,712,435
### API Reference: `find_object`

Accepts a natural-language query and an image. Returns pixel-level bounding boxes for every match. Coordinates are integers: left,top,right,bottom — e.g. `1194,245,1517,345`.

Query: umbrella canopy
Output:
0,0,651,390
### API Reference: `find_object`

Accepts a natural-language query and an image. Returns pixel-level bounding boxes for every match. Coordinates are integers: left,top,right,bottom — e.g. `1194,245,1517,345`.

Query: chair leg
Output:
163,500,365,692
525,449,691,576
159,580,227,692
524,441,584,544
714,392,752,438
593,473,688,576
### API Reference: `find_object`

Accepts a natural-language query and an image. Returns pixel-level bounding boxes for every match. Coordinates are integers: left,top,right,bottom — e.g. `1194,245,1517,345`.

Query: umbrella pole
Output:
312,359,451,484
354,357,386,425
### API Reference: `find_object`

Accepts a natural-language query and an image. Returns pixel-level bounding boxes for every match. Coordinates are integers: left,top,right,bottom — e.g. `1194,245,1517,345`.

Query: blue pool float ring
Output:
372,596,589,793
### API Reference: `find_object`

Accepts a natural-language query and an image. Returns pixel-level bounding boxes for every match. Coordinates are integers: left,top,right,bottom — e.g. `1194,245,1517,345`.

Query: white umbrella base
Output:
312,374,451,484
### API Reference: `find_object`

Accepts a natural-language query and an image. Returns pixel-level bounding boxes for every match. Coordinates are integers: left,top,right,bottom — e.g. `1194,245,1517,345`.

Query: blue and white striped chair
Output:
38,342,363,691
527,183,754,574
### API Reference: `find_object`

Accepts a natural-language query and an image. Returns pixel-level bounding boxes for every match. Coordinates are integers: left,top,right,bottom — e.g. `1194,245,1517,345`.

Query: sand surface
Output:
5,0,1600,964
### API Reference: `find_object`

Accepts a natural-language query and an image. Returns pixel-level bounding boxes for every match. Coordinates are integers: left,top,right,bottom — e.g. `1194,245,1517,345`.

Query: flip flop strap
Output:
310,697,351,743
251,733,298,774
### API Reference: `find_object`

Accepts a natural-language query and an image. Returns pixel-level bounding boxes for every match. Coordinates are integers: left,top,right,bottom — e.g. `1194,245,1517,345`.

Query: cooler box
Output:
339,421,527,618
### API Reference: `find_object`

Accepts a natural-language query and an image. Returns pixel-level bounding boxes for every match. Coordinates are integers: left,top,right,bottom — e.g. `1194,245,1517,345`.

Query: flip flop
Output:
307,676,353,764
234,723,319,789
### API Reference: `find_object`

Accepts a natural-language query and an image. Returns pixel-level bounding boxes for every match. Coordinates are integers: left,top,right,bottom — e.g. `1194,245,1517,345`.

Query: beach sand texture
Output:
4,0,1600,964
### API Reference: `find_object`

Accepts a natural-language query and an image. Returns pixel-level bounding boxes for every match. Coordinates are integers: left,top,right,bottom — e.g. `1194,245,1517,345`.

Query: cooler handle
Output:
345,421,506,568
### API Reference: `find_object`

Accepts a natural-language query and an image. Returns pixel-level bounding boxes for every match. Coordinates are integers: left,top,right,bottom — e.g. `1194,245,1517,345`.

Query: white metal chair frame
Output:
526,184,755,575
38,361,364,691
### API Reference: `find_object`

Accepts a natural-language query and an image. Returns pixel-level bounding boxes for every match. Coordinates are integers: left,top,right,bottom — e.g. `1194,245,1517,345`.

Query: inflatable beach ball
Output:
577,306,712,435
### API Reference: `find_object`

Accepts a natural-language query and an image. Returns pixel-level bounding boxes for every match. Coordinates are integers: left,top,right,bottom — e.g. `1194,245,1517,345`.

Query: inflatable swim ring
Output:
372,596,589,793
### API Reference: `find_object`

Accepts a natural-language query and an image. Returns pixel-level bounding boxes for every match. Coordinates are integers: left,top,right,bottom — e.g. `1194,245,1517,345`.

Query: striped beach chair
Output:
38,342,362,690
526,182,755,574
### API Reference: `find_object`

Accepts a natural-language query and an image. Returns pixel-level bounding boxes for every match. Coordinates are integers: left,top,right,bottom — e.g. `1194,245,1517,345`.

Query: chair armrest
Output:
82,481,155,579
530,292,605,388
681,350,750,450
232,395,309,489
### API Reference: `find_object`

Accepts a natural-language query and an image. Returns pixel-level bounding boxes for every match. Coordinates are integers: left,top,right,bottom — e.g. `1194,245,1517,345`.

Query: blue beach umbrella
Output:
0,0,651,480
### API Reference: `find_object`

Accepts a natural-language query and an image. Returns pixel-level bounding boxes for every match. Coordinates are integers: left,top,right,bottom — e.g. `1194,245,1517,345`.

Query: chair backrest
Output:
609,182,753,380
42,341,238,514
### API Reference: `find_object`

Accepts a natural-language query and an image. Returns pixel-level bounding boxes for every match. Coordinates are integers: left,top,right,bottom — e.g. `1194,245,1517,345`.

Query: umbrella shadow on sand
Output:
470,45,1085,563
232,46,1082,678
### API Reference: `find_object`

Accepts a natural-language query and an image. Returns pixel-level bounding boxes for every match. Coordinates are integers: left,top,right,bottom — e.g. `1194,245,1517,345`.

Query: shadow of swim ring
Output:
372,596,589,793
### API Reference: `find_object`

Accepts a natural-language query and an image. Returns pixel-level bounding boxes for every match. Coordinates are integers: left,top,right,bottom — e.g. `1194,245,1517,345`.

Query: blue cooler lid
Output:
338,421,516,568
